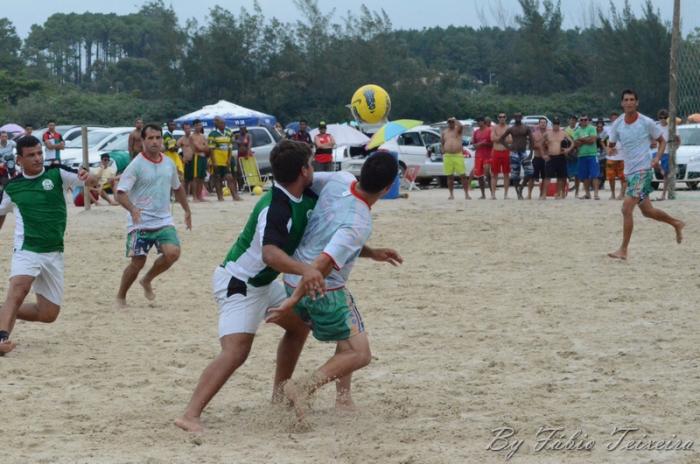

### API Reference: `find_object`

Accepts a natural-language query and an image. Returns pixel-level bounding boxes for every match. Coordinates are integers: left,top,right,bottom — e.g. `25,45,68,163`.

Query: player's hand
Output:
184,210,192,230
130,208,142,224
265,298,295,324
301,266,325,300
370,248,403,266
651,158,660,169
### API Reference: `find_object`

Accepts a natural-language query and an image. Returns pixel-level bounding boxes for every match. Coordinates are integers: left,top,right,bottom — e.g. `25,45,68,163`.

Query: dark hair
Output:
610,111,619,117
569,115,578,120
359,151,398,194
192,119,201,125
657,109,669,119
620,88,638,101
24,123,33,128
538,117,547,123
299,119,307,124
270,140,312,184
141,123,162,139
167,119,175,124
552,118,561,125
476,117,485,123
182,122,191,127
16,136,41,156
47,119,56,125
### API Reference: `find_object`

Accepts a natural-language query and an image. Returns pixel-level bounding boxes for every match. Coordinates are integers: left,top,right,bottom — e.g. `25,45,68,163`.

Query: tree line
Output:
0,0,695,128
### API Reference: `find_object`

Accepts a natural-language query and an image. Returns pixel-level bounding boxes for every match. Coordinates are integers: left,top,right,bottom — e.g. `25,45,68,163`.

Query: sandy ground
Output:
1,185,699,464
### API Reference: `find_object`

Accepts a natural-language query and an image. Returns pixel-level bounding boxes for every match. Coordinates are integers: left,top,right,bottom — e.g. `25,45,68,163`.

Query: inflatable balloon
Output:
350,84,391,124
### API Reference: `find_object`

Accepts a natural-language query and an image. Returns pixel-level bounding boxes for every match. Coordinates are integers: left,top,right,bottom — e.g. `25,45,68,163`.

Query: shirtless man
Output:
128,118,144,159
530,118,548,199
178,122,195,198
441,118,469,200
543,118,574,199
189,120,210,201
499,113,534,200
490,113,511,199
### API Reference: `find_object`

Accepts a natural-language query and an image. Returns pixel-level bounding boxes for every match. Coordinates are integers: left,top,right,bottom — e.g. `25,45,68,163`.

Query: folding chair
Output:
402,165,422,191
238,155,270,193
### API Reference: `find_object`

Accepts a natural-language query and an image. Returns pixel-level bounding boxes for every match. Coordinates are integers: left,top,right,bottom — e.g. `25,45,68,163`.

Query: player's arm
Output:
115,165,141,224
359,245,403,266
499,128,512,150
652,136,667,168
128,133,135,156
0,191,12,229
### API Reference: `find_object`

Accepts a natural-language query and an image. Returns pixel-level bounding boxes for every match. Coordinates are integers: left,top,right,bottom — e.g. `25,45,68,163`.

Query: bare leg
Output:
225,174,242,201
638,199,685,243
503,173,510,199
608,197,637,260
447,175,454,200
618,179,627,200
213,174,223,201
557,179,566,199
461,175,470,199
592,178,600,200
175,333,254,433
490,173,498,199
0,276,33,347
582,179,591,198
526,177,534,199
477,176,486,199
660,173,668,200
140,244,180,300
17,294,60,323
116,256,147,306
609,179,616,199
271,309,310,402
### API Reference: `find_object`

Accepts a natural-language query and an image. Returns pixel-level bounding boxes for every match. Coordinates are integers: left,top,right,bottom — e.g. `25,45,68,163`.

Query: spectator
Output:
0,131,17,188
42,121,65,166
208,116,240,201
604,112,626,200
471,117,493,199
128,118,144,159
163,120,184,183
313,121,336,171
543,118,574,199
90,153,119,205
595,119,608,190
653,109,679,201
564,116,580,197
290,119,312,146
573,114,600,200
23,124,33,138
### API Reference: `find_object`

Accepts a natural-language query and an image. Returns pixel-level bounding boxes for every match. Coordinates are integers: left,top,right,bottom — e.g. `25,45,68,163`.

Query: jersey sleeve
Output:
116,159,138,193
170,162,181,190
310,172,336,194
649,118,663,140
59,166,83,190
323,222,371,271
262,196,292,248
608,122,619,144
0,190,14,215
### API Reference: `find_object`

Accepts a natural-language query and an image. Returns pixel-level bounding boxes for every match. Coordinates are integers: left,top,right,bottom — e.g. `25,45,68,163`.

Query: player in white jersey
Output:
267,152,403,421
606,89,685,260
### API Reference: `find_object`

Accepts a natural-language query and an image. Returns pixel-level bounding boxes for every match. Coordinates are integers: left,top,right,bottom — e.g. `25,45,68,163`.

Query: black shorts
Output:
546,156,567,180
532,157,546,181
213,165,230,178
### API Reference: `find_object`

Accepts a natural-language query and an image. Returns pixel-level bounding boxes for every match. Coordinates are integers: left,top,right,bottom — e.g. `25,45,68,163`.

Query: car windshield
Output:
65,130,115,149
101,133,129,151
679,127,700,146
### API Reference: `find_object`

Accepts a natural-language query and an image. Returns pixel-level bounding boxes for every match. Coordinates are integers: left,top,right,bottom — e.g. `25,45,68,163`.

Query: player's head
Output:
135,118,143,130
141,124,163,155
359,151,398,195
270,139,313,187
192,119,203,133
214,116,225,130
182,122,191,135
167,120,176,131
552,117,561,129
620,88,639,113
15,136,44,175
538,117,547,130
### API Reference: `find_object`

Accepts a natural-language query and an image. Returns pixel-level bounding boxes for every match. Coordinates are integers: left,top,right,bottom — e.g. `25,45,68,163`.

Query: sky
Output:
3,0,698,37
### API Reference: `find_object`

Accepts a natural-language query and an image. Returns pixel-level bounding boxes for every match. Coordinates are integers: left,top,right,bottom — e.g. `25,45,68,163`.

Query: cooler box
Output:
547,180,569,197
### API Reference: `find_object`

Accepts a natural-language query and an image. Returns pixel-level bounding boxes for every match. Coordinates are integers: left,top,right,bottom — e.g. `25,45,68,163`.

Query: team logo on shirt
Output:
42,179,54,191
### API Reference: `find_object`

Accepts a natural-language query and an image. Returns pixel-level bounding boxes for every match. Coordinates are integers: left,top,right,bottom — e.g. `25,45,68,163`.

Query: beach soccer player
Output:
175,140,329,433
266,152,403,422
115,124,192,307
0,136,96,355
606,89,685,260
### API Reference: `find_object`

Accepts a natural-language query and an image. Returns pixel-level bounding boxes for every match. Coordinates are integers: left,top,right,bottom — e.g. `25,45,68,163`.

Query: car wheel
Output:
438,176,447,188
398,162,406,179
651,181,660,190
687,181,699,190
417,178,433,187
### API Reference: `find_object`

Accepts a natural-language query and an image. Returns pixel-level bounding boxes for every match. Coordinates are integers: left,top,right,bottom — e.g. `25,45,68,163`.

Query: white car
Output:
61,127,133,167
653,123,700,190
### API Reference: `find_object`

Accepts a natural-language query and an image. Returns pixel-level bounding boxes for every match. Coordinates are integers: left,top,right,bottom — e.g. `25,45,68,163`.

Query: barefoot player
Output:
175,140,330,433
115,124,191,307
607,89,685,260
0,136,95,355
266,152,402,421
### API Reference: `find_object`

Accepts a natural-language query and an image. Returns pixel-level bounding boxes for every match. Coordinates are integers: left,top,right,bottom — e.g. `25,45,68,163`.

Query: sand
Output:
1,187,699,464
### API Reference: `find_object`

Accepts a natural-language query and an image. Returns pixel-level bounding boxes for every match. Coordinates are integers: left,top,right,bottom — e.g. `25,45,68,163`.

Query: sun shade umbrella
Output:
365,119,423,150
0,123,25,135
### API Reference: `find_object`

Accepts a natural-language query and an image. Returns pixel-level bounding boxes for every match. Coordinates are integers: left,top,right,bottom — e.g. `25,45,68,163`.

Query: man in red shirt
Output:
472,117,493,199
42,120,64,166
313,121,336,172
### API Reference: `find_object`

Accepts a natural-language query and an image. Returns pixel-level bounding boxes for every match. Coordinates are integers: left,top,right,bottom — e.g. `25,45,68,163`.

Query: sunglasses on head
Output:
498,115,506,118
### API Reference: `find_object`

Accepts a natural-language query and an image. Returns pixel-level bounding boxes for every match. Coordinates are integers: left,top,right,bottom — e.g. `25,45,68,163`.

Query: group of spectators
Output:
444,110,676,201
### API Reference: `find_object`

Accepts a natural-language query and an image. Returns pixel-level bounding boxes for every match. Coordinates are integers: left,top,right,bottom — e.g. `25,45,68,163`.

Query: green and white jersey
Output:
0,166,82,253
223,173,332,287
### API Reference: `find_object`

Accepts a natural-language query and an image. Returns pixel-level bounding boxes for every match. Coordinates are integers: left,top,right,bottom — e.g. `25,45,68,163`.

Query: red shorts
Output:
474,154,492,177
491,150,510,175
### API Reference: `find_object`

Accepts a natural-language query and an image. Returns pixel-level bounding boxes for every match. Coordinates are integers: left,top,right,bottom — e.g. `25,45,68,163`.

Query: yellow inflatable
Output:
350,84,391,124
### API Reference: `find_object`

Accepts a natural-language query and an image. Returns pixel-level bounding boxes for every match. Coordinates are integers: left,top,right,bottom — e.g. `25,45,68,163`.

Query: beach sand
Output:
1,187,698,463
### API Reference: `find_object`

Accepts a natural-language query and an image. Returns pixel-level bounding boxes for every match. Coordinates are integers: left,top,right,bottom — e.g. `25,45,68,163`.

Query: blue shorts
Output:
577,156,599,180
567,159,578,178
509,151,533,181
652,152,670,174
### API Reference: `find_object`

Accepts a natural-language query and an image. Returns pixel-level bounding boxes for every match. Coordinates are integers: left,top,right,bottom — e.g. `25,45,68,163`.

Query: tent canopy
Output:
175,100,276,129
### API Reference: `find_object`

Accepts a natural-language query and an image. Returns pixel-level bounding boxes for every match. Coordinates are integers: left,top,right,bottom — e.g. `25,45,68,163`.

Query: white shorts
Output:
10,250,64,305
212,266,287,337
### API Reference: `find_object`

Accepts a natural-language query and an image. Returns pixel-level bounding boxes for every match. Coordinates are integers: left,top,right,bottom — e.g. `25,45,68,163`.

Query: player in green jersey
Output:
0,136,97,355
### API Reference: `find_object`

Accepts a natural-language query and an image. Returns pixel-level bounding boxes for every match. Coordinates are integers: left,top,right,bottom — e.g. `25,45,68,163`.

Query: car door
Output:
248,127,274,172
396,131,429,169
419,130,445,177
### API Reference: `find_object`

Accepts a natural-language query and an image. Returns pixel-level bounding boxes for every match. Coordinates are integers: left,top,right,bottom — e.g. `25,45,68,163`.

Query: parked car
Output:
231,125,282,173
652,123,700,190
509,115,552,128
62,127,133,168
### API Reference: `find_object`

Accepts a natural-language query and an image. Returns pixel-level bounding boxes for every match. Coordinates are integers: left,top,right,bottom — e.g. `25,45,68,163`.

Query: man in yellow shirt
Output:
207,116,241,201
163,120,184,182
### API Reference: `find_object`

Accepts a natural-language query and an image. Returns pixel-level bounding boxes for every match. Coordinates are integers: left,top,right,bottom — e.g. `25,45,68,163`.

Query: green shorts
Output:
443,153,465,176
287,285,365,342
185,155,207,180
213,165,230,178
125,226,180,257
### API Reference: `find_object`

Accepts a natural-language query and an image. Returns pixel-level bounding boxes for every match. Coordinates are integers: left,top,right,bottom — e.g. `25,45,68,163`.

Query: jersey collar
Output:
350,180,371,209
274,182,303,203
140,152,163,164
23,168,46,179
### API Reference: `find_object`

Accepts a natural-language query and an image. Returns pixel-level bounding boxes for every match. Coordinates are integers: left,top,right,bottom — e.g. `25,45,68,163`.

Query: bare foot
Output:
284,380,308,422
0,339,17,355
607,249,627,260
447,195,454,200
539,196,546,201
616,194,624,200
115,297,127,309
674,220,685,244
233,196,243,202
175,416,204,433
490,196,497,200
609,195,616,200
465,195,471,200
139,279,156,301
594,196,600,200
335,398,358,415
